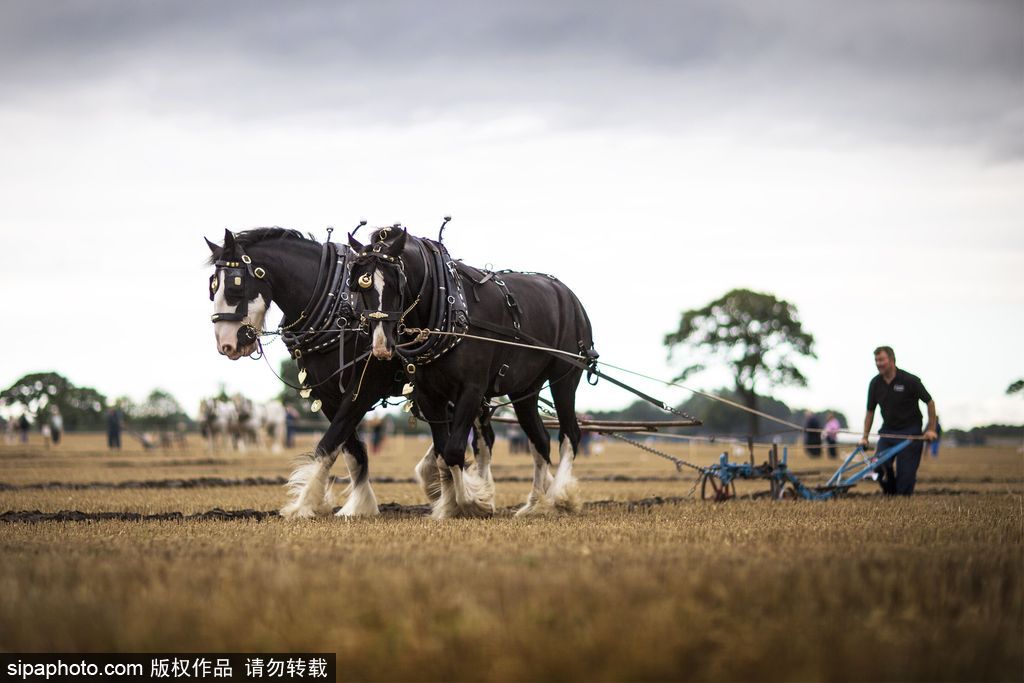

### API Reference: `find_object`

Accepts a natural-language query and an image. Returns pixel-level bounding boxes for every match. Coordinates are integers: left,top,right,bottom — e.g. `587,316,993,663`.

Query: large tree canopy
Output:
1,372,107,431
664,289,816,435
130,389,190,430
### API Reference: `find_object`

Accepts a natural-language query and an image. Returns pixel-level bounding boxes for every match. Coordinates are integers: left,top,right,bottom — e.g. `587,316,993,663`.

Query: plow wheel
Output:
775,483,799,500
701,473,736,502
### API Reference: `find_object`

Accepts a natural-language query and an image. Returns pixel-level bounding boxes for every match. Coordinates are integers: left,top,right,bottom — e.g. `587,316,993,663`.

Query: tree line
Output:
1,372,190,432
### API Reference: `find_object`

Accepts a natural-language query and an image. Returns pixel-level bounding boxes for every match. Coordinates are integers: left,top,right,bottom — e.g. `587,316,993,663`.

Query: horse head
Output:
205,229,273,360
348,227,409,360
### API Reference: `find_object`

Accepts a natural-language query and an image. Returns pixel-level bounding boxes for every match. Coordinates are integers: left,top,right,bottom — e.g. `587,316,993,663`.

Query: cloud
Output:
0,0,1020,156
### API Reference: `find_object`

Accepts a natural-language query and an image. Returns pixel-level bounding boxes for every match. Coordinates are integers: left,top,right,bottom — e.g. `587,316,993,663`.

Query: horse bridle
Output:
352,234,470,371
209,245,267,348
350,244,411,330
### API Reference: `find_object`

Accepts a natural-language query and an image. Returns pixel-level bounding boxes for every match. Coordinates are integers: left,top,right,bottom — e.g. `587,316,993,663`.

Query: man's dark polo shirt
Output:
867,368,932,431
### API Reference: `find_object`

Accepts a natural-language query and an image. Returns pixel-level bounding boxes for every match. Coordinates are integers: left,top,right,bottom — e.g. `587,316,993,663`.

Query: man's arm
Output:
859,409,874,447
924,400,937,441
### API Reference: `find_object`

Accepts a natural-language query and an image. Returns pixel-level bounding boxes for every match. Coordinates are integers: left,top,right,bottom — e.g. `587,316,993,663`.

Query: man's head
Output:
874,346,895,375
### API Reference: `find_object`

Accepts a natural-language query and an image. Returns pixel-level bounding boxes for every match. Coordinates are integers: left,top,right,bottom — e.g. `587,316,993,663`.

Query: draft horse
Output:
347,227,598,518
206,228,404,517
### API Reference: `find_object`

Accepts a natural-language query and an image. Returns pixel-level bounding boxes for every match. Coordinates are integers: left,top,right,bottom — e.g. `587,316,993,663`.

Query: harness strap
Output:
466,319,696,421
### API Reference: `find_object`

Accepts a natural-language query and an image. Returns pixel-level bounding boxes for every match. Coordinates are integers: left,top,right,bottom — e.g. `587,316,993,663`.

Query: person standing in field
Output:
49,406,63,446
859,346,937,496
106,404,124,450
18,414,30,443
823,411,841,459
803,410,822,458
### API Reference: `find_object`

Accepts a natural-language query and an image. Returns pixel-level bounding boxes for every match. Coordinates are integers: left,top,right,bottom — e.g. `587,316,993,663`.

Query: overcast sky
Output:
1,0,1021,430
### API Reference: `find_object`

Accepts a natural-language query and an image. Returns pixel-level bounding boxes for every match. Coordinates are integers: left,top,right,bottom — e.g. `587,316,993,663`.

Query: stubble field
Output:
1,432,1021,682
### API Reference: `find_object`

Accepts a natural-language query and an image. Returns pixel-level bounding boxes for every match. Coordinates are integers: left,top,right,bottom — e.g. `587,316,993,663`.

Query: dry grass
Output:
0,435,1021,682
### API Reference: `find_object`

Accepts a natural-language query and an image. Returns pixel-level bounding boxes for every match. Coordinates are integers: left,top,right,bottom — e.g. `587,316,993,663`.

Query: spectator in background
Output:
804,410,822,458
49,406,63,446
579,413,593,456
18,414,30,443
823,412,841,459
106,404,124,450
366,409,387,455
285,405,299,448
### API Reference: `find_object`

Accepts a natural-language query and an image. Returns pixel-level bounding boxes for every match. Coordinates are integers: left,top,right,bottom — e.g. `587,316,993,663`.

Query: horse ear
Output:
222,229,236,253
388,228,407,255
348,233,365,252
205,237,222,259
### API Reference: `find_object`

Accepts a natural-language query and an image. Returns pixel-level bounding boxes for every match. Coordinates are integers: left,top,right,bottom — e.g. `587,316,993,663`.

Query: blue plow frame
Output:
703,439,912,501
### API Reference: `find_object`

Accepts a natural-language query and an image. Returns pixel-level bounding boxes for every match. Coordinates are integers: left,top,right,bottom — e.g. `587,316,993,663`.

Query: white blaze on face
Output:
371,268,392,359
212,270,267,360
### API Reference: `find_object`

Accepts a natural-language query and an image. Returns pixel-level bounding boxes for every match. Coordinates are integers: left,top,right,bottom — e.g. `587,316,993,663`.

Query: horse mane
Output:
234,227,314,247
207,227,316,264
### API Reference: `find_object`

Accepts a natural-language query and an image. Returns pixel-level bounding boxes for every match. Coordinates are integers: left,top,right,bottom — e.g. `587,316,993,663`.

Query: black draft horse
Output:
207,228,405,518
348,227,597,518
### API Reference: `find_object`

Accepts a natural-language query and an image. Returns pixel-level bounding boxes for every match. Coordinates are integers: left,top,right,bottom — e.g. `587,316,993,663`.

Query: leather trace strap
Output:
467,318,699,422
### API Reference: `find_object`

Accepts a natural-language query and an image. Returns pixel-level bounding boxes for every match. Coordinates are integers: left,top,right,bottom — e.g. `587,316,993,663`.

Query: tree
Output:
664,289,816,435
131,389,189,431
1008,379,1023,396
1,372,107,431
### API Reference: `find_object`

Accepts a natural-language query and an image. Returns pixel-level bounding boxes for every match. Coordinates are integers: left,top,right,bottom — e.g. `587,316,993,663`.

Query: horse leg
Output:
414,421,448,503
510,393,555,517
337,433,379,517
281,409,369,519
471,408,496,486
433,389,494,519
547,370,584,513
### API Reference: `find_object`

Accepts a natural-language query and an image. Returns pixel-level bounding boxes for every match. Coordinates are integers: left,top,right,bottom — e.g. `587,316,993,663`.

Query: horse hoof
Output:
279,502,330,520
458,500,495,518
335,505,379,517
515,491,555,517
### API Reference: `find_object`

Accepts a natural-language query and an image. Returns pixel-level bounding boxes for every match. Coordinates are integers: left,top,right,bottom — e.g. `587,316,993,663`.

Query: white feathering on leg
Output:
431,457,459,519
414,445,442,502
516,446,555,517
548,438,582,513
473,421,494,485
280,455,335,519
454,464,495,517
336,450,379,517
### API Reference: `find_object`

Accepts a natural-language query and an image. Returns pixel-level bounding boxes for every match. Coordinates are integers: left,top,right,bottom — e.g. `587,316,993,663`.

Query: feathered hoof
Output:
431,491,460,519
458,466,495,517
335,502,379,517
415,456,442,503
279,499,333,520
458,498,495,518
335,482,380,517
515,489,556,517
548,476,582,514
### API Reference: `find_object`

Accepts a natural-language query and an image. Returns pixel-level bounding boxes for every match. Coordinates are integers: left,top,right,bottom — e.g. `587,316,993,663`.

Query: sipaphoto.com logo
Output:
6,657,143,681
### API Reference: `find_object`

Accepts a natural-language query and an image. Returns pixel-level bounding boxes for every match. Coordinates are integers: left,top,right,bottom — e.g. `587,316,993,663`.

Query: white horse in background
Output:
262,400,288,454
199,398,236,453
226,395,288,454
231,394,260,452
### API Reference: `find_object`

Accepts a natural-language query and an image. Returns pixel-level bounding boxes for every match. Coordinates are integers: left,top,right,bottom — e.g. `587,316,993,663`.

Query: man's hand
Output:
924,429,938,442
858,437,869,448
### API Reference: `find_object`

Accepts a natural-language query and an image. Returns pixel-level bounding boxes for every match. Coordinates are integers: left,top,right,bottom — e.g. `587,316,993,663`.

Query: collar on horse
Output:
279,241,358,359
385,237,470,369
